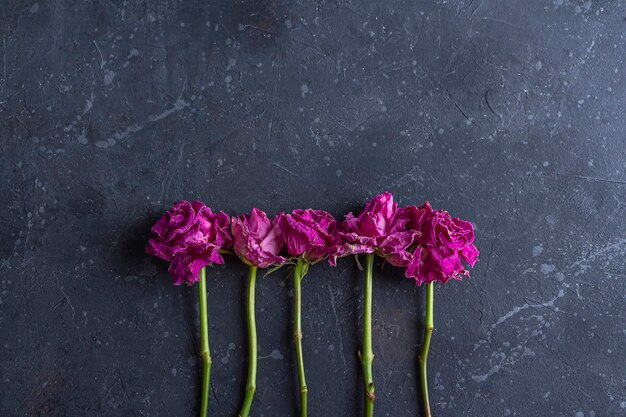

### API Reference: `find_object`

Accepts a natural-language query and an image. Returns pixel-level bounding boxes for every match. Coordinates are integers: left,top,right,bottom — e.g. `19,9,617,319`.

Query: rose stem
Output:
293,259,308,417
198,267,212,417
239,265,258,417
419,282,434,417
361,253,376,417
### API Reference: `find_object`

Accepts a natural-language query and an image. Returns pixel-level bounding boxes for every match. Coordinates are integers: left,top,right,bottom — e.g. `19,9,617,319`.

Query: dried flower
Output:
334,192,418,265
231,208,286,268
280,208,339,264
405,202,479,285
146,200,232,285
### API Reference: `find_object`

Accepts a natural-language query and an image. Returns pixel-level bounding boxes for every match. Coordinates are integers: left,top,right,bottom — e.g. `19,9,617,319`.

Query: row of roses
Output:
146,192,479,417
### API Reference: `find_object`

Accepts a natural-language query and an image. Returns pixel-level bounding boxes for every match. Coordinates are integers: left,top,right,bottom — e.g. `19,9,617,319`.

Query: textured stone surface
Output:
1,1,625,416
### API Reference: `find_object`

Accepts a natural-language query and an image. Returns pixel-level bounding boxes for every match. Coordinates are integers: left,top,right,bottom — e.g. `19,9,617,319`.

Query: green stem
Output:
419,283,434,417
198,267,212,417
239,266,258,417
293,259,308,417
361,253,375,417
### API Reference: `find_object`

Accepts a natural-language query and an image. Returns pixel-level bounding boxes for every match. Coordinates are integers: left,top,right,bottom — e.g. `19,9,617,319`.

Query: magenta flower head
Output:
146,200,232,285
231,208,286,268
405,202,479,285
335,192,418,265
280,209,340,264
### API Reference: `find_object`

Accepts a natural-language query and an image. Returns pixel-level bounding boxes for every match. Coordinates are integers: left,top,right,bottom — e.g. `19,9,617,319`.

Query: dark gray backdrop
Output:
1,1,625,416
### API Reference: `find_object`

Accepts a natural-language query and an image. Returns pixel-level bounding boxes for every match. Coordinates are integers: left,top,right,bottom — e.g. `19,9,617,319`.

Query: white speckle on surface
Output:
535,61,543,70
540,264,555,274
270,350,283,360
103,70,116,86
285,19,292,29
82,93,95,115
543,161,549,167
300,83,309,98
328,344,335,351
335,169,342,177
171,367,177,376
532,245,544,257
225,75,232,83
148,99,188,122
620,401,626,408
471,364,500,382
438,128,444,135
30,3,39,13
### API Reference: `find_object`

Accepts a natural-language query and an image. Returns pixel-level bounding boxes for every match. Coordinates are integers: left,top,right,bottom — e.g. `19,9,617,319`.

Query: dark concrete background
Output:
1,1,625,416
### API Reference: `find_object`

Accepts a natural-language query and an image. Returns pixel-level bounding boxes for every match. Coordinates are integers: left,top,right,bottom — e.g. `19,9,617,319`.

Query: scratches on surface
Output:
469,0,484,20
148,98,189,122
471,238,626,382
272,162,299,177
568,175,626,186
446,89,480,127
53,272,75,321
488,288,564,333
328,283,347,369
160,140,186,203
102,86,189,146
265,56,282,148
92,40,106,69
484,89,502,120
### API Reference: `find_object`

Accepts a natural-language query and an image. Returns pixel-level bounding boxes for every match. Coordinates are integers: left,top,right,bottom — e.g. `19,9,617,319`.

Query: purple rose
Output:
231,208,286,268
280,209,340,264
376,213,417,267
146,200,232,285
405,202,479,285
335,192,418,265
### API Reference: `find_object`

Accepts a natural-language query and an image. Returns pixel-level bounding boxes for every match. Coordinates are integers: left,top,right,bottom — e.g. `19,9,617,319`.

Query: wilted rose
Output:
231,208,286,268
280,209,339,264
335,192,418,265
146,200,232,285
405,202,479,285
